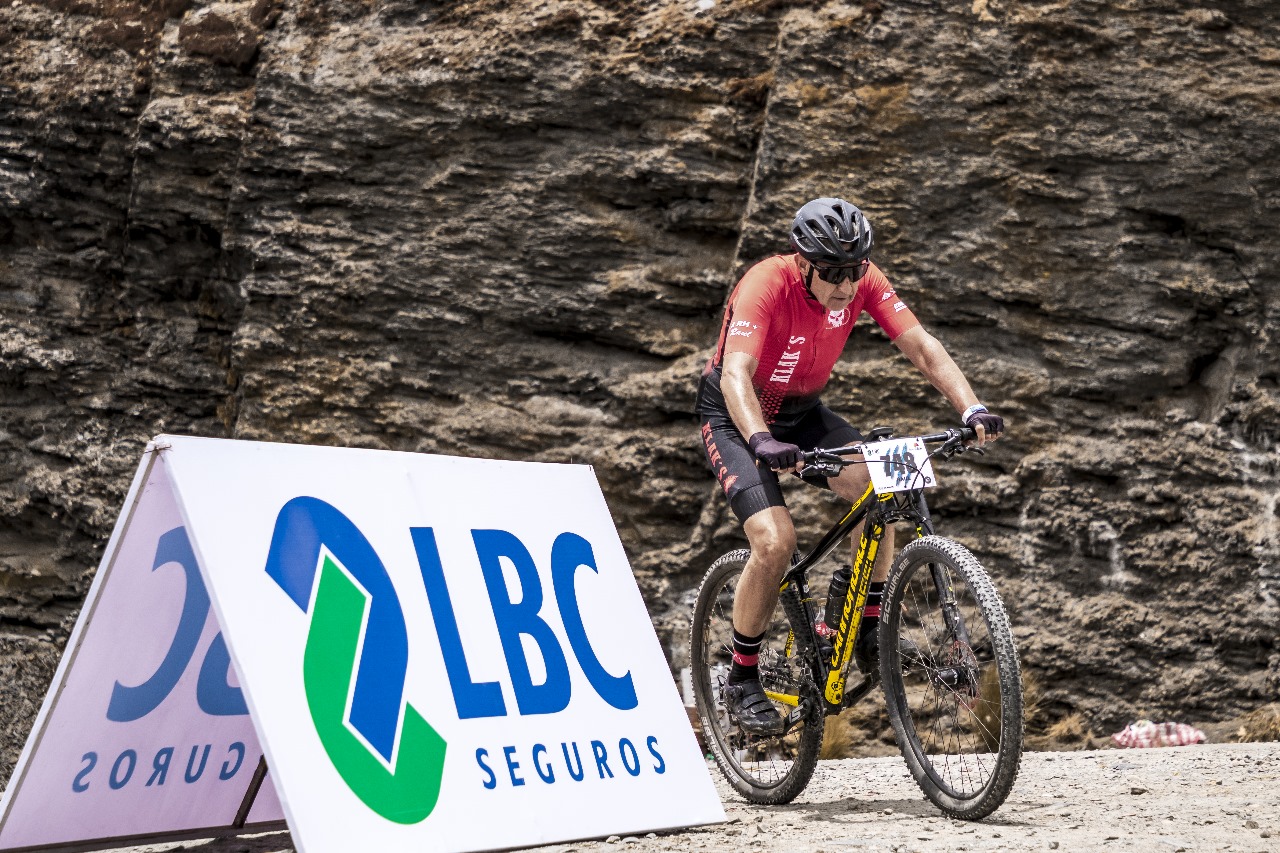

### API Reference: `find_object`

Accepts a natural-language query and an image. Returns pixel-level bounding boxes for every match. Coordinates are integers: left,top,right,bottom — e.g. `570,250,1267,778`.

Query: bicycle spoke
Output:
882,537,1022,819
690,550,824,803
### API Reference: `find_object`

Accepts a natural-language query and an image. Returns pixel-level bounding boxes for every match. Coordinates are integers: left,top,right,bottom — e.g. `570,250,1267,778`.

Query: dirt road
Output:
123,742,1279,853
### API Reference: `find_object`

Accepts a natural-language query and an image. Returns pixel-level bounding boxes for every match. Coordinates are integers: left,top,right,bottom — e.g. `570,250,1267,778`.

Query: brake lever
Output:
936,436,965,459
799,449,847,479
938,429,987,458
801,460,844,478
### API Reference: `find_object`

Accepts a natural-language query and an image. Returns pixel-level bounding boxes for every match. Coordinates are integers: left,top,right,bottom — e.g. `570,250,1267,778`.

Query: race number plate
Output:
862,437,936,493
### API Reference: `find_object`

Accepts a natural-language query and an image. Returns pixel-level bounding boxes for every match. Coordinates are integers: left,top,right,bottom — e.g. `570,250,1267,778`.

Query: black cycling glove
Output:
964,408,1005,438
748,432,801,470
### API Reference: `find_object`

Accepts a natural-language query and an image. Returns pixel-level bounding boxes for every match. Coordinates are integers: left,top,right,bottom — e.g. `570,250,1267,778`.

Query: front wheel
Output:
689,549,824,804
880,535,1023,820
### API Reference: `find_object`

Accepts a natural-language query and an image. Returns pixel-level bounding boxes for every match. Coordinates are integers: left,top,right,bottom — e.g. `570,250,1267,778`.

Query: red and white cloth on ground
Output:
1111,720,1206,748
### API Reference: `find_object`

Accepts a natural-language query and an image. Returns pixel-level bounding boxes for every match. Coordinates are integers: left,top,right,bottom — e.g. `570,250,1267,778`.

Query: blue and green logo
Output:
264,497,447,824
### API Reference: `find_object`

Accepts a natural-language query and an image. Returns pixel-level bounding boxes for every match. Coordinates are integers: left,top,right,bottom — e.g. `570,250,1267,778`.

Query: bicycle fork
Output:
909,493,978,696
925,559,980,699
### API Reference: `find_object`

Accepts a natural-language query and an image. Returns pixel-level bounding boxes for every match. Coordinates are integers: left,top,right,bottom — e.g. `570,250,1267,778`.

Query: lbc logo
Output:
261,497,637,824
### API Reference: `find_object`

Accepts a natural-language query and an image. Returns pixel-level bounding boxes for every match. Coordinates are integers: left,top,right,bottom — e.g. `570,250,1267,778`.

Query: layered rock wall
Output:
2,0,1278,782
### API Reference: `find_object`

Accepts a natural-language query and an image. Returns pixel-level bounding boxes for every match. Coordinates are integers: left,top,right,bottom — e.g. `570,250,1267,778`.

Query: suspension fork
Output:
915,490,971,647
913,489,935,538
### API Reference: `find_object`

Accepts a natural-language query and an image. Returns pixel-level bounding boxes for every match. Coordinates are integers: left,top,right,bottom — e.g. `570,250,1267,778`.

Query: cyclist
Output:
695,197,1005,735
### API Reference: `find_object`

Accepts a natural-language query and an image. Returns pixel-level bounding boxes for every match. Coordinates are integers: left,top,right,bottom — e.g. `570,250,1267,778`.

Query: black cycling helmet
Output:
789,197,874,265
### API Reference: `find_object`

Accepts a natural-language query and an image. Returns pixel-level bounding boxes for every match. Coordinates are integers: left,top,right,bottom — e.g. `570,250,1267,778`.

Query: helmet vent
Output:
789,197,874,265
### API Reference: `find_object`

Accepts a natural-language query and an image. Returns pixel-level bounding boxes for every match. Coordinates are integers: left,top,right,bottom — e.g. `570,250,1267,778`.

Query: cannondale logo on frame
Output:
263,498,447,824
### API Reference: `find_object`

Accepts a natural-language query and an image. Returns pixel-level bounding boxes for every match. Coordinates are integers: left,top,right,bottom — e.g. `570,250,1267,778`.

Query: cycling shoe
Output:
722,678,785,735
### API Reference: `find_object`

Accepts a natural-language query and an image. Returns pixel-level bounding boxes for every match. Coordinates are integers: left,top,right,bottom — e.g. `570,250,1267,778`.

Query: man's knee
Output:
830,462,871,502
745,511,796,567
757,529,796,564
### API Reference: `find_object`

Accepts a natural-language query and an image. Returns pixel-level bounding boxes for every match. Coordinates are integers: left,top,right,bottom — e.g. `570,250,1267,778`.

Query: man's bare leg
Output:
732,506,796,636
721,505,796,735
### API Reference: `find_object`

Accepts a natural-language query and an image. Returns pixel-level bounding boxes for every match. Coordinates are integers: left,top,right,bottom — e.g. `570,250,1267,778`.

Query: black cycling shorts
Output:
699,404,863,523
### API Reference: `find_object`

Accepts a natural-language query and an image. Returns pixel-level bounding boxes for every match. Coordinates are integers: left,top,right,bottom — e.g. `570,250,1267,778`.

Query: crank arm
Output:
782,699,813,733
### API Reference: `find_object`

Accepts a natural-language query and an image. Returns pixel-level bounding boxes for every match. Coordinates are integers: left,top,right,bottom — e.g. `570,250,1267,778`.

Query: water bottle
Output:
823,564,854,634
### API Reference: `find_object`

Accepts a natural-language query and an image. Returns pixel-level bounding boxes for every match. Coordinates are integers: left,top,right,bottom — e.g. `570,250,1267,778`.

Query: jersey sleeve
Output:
721,259,784,361
861,266,920,341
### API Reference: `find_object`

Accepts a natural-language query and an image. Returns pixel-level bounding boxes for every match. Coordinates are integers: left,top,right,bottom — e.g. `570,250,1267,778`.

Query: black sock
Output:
728,629,765,684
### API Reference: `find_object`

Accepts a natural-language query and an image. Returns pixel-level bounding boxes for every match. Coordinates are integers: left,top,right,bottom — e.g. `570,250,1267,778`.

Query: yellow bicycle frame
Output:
823,486,893,706
771,481,895,712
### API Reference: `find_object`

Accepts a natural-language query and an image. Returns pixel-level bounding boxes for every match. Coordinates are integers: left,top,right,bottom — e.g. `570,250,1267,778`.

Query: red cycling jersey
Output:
698,253,920,425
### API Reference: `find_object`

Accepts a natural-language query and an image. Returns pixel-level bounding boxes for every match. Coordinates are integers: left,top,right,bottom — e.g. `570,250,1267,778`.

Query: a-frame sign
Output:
0,436,723,852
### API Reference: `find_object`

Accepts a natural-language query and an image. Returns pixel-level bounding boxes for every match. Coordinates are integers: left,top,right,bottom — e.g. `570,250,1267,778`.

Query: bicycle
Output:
689,426,1022,820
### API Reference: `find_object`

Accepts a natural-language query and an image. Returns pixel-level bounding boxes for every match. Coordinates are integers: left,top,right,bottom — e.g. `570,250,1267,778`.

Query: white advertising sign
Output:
0,436,723,853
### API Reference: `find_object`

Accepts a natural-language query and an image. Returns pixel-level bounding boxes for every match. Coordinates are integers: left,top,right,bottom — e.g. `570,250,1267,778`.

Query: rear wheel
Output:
689,549,823,804
880,535,1023,820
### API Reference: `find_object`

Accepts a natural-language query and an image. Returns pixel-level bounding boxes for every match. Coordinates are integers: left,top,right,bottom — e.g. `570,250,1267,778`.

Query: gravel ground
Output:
113,742,1280,853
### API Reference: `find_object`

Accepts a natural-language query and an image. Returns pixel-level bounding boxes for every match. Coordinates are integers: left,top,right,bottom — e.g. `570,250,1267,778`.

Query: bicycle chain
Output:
778,581,824,722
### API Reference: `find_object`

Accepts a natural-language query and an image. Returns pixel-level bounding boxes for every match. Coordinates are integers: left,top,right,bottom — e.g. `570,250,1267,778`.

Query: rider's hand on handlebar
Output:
964,409,1005,445
748,432,802,472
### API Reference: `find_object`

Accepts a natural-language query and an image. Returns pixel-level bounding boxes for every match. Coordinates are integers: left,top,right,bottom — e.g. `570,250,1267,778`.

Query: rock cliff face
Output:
2,0,1278,782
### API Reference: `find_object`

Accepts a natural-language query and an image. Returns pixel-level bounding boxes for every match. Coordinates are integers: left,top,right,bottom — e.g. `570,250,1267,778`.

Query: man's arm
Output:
722,351,804,471
722,351,770,439
892,326,999,444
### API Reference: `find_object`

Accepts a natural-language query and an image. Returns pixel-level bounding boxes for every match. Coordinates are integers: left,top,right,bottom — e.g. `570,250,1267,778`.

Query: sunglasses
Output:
813,258,870,285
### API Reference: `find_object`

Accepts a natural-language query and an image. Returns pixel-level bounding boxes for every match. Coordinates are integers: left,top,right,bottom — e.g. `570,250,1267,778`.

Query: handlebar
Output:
799,427,977,462
797,427,980,478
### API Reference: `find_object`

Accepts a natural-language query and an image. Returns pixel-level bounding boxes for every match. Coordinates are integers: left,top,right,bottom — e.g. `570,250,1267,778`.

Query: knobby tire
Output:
690,549,824,804
879,535,1023,820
